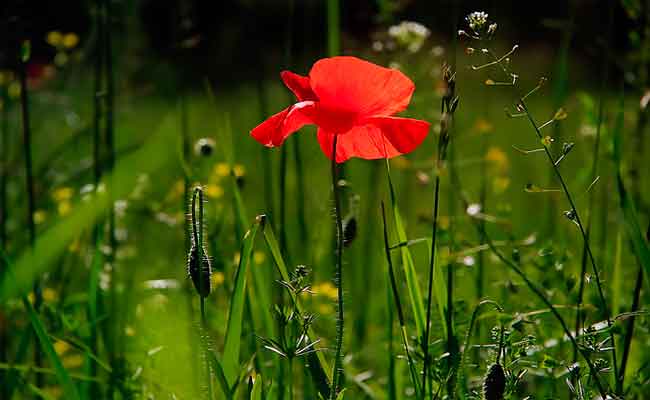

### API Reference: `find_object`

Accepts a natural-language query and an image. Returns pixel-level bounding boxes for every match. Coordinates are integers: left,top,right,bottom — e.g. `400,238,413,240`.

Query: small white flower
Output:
466,203,481,216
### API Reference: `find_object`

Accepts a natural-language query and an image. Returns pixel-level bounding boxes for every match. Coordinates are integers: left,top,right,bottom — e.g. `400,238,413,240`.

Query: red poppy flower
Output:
250,56,430,163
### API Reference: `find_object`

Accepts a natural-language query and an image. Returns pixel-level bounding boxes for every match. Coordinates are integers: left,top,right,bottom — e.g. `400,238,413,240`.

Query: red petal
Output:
316,117,430,163
309,56,414,118
250,101,316,147
281,71,317,101
365,116,431,154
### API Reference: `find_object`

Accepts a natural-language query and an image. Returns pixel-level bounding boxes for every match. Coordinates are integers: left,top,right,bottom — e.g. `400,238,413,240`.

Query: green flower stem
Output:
330,134,344,399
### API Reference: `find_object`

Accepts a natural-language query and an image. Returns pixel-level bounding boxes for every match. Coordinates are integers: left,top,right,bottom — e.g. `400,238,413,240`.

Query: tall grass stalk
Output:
1,90,8,252
326,0,340,57
329,134,345,399
0,78,8,398
519,100,618,378
102,0,119,395
18,37,43,388
423,65,457,396
89,2,105,395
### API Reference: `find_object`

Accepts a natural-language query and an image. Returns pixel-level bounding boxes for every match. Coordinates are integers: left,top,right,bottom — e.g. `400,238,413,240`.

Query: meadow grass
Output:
1,3,650,400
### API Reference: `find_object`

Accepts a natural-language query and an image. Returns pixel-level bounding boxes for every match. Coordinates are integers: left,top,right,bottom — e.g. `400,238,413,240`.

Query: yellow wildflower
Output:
43,288,58,303
253,251,265,265
62,354,84,369
52,187,73,202
58,201,72,216
33,210,46,224
62,33,79,49
485,146,509,170
311,281,338,301
473,118,493,134
54,340,70,355
214,162,230,177
8,81,21,99
205,184,224,199
46,31,63,47
233,164,246,178
211,271,225,287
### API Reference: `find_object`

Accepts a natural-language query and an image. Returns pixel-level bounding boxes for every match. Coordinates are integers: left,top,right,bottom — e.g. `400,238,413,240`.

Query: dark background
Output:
0,1,641,86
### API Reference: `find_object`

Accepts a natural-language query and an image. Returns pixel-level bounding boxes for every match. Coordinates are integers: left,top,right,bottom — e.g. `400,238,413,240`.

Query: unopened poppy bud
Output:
342,216,357,247
188,187,212,297
483,363,506,400
187,244,212,297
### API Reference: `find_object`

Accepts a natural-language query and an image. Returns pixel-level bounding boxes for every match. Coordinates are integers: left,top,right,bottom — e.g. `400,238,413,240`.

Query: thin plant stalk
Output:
326,0,340,57
329,134,344,399
423,65,457,396
381,202,421,397
18,37,43,388
422,157,441,396
89,2,105,395
1,90,8,251
479,39,618,377
0,77,8,397
520,100,618,381
575,0,614,367
102,0,119,395
618,221,649,391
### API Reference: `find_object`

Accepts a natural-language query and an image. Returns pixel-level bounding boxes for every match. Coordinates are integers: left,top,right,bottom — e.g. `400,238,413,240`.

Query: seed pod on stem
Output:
187,186,211,298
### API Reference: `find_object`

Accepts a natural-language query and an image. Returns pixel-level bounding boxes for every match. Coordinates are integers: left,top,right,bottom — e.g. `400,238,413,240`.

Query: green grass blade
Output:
612,93,650,284
617,176,650,282
208,352,232,397
1,250,80,400
425,238,449,339
386,162,426,337
222,219,260,385
24,297,81,400
250,376,263,400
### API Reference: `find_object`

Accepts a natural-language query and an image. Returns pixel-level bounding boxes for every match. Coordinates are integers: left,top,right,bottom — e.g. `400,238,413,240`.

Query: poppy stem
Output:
330,134,345,399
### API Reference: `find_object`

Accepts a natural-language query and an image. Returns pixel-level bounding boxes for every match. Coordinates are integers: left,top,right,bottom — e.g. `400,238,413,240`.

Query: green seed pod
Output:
483,363,506,400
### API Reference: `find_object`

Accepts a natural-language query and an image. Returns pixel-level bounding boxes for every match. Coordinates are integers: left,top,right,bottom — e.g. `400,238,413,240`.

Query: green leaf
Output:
24,299,80,400
208,352,232,397
222,219,260,385
386,162,426,337
617,176,650,284
250,376,263,400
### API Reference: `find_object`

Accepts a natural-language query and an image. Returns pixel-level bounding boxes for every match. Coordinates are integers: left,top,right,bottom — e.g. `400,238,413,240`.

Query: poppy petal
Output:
309,56,414,117
316,117,430,163
281,71,317,101
251,101,316,147
365,116,431,154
